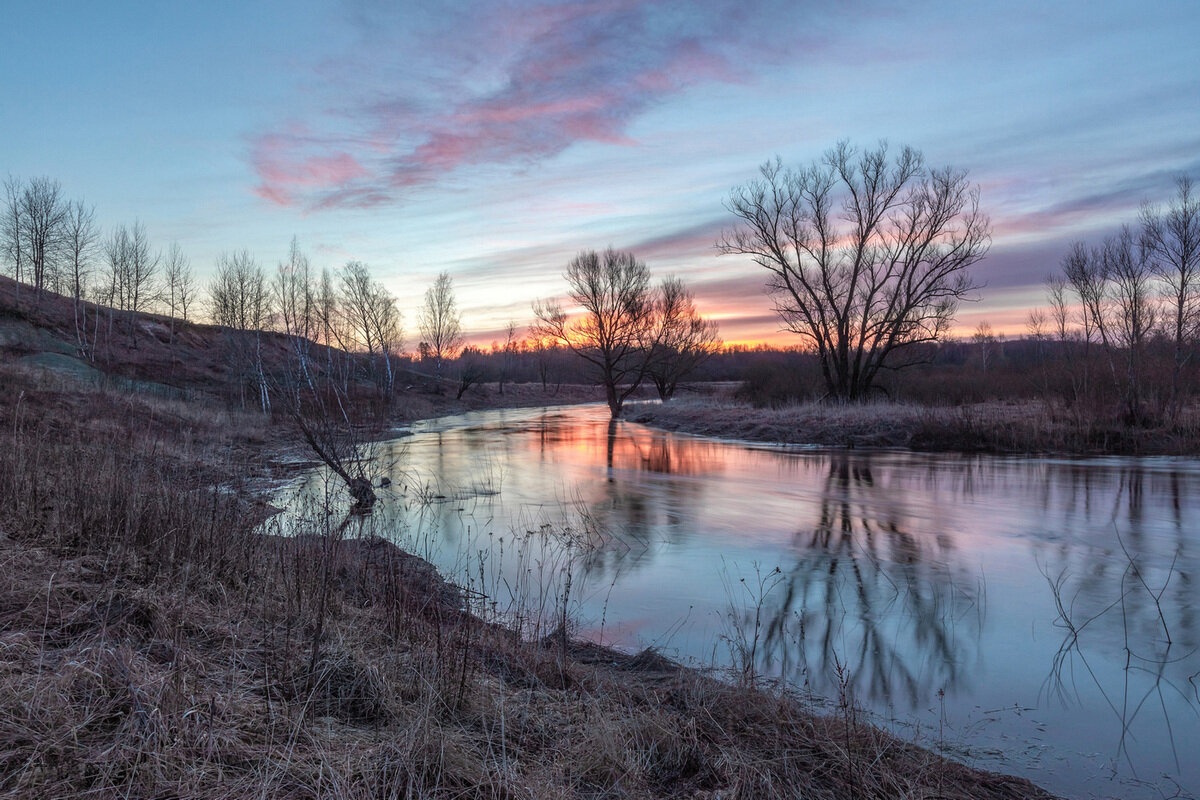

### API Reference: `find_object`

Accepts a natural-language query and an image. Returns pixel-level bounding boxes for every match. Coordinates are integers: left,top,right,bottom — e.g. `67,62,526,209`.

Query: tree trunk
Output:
605,381,622,418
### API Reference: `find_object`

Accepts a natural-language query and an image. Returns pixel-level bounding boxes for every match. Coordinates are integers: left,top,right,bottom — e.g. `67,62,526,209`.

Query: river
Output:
274,402,1200,799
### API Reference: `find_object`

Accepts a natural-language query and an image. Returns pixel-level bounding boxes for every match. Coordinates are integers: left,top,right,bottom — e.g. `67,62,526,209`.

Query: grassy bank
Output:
629,392,1200,455
0,362,1055,799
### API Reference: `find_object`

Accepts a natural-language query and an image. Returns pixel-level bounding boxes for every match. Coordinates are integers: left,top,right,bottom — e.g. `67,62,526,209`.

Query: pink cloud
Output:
251,132,369,206
249,0,816,209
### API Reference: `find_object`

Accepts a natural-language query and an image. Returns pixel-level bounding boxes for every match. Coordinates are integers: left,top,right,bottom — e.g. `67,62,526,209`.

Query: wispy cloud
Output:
627,217,728,262
990,159,1200,243
250,0,831,209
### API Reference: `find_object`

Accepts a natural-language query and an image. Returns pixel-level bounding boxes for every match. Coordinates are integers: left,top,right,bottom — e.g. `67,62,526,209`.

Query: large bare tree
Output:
1104,227,1158,422
418,270,464,378
719,141,990,401
534,248,659,418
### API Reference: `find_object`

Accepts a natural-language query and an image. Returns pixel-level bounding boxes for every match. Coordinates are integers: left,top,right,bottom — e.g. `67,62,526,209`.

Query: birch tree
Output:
18,177,68,304
162,242,192,345
63,200,99,357
273,237,317,394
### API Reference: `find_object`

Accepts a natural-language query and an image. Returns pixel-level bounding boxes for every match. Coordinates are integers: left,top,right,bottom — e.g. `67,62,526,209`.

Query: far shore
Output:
625,391,1200,457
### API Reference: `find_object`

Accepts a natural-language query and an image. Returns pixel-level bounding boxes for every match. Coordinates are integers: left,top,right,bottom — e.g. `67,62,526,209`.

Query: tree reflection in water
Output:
559,424,983,709
749,453,983,709
276,406,1200,798
1033,465,1197,778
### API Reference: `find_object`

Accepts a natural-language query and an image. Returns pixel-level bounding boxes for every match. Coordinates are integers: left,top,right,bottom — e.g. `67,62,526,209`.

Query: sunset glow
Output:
3,1,1197,347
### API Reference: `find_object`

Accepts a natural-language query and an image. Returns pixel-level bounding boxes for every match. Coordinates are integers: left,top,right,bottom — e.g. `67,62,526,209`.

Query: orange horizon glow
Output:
459,302,1048,353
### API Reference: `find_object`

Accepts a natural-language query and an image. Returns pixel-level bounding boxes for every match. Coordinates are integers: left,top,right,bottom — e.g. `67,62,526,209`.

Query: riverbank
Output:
628,392,1200,455
0,362,1054,798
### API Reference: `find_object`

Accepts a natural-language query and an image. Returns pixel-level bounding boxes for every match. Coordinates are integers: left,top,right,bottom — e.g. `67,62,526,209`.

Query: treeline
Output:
727,322,1200,416
0,175,409,411
1025,176,1199,424
9,168,1194,425
1,175,725,414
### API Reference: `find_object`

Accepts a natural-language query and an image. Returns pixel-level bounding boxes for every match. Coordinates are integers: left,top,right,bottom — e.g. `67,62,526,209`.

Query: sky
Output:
2,0,1198,346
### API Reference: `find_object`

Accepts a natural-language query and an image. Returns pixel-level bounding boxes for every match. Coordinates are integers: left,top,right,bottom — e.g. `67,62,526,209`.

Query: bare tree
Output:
1062,241,1114,365
19,177,68,304
1025,308,1051,401
1046,276,1073,344
648,276,721,401
418,271,464,378
526,332,557,393
455,345,488,400
497,320,518,395
316,266,352,391
1058,229,1159,421
1104,226,1158,422
291,409,378,511
101,226,128,351
533,248,659,418
210,250,270,410
161,242,192,345
340,261,379,354
62,200,99,357
1142,175,1200,419
972,322,996,372
2,177,25,304
373,296,402,393
720,141,990,401
177,263,195,324
270,256,379,510
210,250,267,330
107,221,159,348
273,237,317,394
1056,248,1108,412
340,261,402,393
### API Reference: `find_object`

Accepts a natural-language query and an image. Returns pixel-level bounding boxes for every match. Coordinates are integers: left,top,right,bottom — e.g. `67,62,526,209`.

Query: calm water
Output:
276,403,1200,799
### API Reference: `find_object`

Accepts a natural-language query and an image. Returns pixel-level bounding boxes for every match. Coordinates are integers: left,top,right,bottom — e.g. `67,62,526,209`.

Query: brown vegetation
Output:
629,388,1200,455
0,303,1054,797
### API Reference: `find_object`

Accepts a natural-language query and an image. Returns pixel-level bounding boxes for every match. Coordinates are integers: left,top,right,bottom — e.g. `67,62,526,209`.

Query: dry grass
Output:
0,363,1055,799
630,392,1200,455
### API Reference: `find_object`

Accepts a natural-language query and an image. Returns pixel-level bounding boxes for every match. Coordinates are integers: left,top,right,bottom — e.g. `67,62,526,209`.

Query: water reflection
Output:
275,404,1200,799
754,453,981,709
